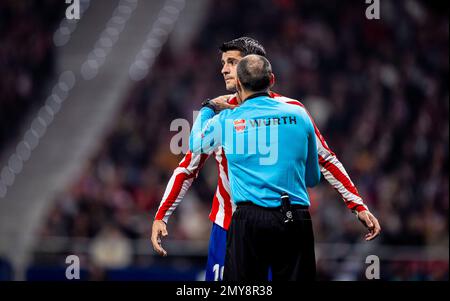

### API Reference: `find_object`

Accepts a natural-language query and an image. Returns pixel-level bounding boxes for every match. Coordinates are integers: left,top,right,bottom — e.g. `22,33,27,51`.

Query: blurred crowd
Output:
0,0,64,151
29,0,449,280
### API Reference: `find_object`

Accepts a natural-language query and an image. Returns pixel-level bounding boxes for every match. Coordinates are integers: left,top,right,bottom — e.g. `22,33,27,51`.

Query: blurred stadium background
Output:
0,0,448,281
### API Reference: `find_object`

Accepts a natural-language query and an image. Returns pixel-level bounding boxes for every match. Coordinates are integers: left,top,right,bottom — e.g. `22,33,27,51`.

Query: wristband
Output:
201,98,216,112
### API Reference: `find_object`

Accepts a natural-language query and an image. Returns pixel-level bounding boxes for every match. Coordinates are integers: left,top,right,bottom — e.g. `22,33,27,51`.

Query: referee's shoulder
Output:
217,105,237,119
274,95,305,107
274,95,309,115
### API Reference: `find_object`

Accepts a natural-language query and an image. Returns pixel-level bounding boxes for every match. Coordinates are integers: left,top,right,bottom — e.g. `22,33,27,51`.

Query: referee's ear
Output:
269,73,275,88
236,78,244,103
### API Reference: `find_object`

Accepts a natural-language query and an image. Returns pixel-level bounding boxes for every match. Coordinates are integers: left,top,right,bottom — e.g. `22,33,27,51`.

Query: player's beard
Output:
225,81,237,93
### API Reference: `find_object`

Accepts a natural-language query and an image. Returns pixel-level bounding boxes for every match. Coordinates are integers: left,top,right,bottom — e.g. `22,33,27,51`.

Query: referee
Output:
189,54,321,280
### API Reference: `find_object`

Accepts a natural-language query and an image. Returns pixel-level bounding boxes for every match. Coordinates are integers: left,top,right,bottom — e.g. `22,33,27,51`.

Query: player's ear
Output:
270,73,275,88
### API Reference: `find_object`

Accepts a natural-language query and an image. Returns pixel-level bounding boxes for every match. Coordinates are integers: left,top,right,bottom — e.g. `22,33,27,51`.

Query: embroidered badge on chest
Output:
233,119,246,133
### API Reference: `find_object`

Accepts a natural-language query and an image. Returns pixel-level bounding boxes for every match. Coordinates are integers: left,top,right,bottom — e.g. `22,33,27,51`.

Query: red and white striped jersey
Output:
155,92,368,230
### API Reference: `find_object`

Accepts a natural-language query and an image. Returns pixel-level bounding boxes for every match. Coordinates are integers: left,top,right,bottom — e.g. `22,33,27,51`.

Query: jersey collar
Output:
243,92,271,103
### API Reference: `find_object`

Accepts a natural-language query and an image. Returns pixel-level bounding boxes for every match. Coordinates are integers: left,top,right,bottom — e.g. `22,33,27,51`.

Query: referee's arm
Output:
189,107,223,154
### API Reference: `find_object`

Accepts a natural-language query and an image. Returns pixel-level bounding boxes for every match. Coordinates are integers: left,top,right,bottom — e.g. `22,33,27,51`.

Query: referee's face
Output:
221,50,243,92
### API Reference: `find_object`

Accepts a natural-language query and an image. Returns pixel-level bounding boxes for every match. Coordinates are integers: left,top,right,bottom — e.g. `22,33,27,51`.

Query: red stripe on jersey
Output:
221,152,233,229
209,152,224,224
352,204,368,212
221,152,229,176
209,193,220,223
318,155,366,212
179,152,192,168
270,91,281,98
194,153,209,177
216,175,230,220
318,154,361,198
155,172,193,220
285,100,301,104
155,152,208,221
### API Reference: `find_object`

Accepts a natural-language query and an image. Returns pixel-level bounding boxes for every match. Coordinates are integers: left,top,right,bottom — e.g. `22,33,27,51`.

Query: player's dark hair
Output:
219,37,267,57
237,55,272,92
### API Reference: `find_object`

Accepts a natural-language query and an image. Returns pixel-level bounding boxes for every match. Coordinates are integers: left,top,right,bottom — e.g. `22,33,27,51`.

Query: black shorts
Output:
223,202,316,281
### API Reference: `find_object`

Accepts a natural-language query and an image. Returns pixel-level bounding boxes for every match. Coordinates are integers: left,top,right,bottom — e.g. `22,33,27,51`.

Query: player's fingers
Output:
155,244,168,256
224,94,234,100
371,216,381,236
156,238,168,256
223,103,237,109
372,215,381,229
365,233,374,241
151,233,167,256
150,229,160,249
214,103,237,112
212,95,232,104
365,223,381,241
216,99,235,107
151,224,162,242
365,231,378,241
369,215,380,230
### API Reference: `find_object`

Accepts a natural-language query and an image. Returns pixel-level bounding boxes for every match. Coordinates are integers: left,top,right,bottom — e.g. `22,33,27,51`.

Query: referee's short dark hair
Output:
220,37,267,57
237,55,272,92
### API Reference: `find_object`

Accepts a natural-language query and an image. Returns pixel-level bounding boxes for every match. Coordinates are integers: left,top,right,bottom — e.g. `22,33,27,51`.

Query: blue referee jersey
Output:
190,93,321,208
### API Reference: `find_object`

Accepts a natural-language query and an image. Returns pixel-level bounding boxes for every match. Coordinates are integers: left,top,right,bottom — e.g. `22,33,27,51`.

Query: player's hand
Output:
151,220,168,256
357,210,381,241
210,94,237,112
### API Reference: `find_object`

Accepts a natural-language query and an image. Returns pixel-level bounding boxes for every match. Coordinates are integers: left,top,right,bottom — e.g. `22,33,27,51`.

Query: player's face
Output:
221,50,243,92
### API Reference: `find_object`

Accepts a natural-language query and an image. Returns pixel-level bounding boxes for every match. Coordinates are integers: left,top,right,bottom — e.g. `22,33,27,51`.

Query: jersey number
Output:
213,264,224,281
